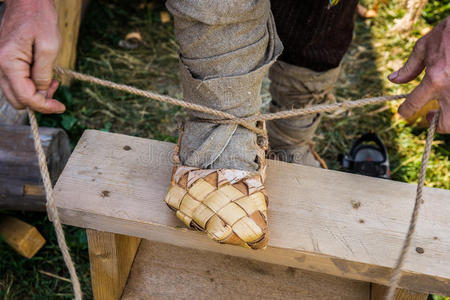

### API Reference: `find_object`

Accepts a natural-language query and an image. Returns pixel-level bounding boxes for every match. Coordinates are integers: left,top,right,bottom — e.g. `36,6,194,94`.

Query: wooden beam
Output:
86,229,141,300
54,130,450,296
0,124,71,211
371,283,428,300
123,239,370,299
0,215,46,258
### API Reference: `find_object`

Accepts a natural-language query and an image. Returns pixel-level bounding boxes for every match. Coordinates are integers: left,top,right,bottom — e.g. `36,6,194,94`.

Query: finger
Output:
388,38,426,84
31,37,60,91
436,100,450,133
427,110,449,133
0,75,24,109
46,79,59,99
398,74,436,119
7,75,65,114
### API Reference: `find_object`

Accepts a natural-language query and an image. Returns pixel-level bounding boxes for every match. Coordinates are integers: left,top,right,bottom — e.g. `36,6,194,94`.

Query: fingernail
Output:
388,71,399,81
37,90,48,97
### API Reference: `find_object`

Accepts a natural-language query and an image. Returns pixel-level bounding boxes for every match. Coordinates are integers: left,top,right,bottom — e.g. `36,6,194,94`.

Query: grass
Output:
1,0,449,299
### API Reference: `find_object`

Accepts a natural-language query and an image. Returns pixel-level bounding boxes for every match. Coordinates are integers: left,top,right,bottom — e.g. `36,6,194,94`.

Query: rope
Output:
385,108,440,300
53,66,406,134
27,67,438,300
27,108,83,300
53,67,266,136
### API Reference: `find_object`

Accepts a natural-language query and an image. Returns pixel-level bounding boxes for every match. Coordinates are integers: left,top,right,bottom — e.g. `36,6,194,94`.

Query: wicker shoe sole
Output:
164,121,269,249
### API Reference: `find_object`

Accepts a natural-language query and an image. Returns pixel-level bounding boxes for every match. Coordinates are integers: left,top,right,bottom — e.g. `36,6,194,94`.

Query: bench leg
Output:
86,229,141,300
371,283,428,300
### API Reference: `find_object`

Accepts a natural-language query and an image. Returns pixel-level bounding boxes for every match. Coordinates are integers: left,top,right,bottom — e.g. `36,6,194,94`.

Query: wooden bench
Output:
54,130,450,299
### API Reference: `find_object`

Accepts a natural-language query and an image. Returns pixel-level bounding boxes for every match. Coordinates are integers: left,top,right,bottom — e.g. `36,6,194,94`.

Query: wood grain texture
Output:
122,240,370,300
86,229,141,300
0,124,70,211
54,130,450,296
0,216,46,258
371,283,428,300
54,0,82,85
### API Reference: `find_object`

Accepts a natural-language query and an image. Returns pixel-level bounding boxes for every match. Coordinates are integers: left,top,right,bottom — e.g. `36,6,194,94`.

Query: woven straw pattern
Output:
165,167,269,249
165,121,269,249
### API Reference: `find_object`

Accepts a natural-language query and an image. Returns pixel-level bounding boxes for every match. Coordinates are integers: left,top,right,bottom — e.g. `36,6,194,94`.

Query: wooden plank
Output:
86,229,141,300
0,215,46,258
54,130,450,296
122,239,370,299
371,283,428,300
54,0,82,85
0,124,71,211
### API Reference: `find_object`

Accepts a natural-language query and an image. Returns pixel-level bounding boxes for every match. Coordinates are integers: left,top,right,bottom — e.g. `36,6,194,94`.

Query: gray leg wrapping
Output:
166,0,282,171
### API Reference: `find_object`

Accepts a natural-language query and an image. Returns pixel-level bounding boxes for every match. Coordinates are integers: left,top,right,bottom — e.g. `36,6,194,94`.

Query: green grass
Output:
1,0,449,299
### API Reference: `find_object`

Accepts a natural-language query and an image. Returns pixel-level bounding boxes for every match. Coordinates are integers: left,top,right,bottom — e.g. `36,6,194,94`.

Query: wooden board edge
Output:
57,206,450,296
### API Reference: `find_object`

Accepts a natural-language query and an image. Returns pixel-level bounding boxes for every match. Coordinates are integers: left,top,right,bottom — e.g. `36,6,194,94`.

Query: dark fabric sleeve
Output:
270,0,359,72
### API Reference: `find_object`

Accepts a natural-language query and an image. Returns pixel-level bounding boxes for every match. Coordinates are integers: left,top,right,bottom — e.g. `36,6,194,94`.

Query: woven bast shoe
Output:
164,122,269,249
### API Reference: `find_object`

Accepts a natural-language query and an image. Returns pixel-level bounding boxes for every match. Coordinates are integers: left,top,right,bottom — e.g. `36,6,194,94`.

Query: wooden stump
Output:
0,91,27,126
0,124,70,211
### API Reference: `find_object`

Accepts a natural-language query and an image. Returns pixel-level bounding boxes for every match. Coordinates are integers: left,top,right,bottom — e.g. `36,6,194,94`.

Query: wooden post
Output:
0,216,46,258
54,0,83,86
86,229,141,300
371,284,428,300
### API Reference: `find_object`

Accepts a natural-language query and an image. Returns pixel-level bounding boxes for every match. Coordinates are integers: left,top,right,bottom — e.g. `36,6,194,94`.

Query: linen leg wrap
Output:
267,61,341,150
167,0,282,171
164,0,282,249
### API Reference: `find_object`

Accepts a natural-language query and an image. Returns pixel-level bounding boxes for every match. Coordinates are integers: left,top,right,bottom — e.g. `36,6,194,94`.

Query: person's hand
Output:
0,0,64,114
388,16,450,133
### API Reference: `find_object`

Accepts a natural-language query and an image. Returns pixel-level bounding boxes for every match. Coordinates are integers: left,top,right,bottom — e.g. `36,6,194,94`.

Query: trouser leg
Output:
267,0,358,166
166,0,282,171
270,0,359,71
267,62,340,166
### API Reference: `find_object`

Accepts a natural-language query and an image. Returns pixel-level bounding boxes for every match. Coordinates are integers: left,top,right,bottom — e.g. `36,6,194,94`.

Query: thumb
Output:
388,38,426,84
31,37,60,91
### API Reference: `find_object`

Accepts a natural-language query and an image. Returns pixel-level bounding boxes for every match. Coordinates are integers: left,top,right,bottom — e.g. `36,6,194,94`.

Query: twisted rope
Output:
385,109,440,300
27,108,82,300
28,67,438,300
54,66,406,134
53,67,266,136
